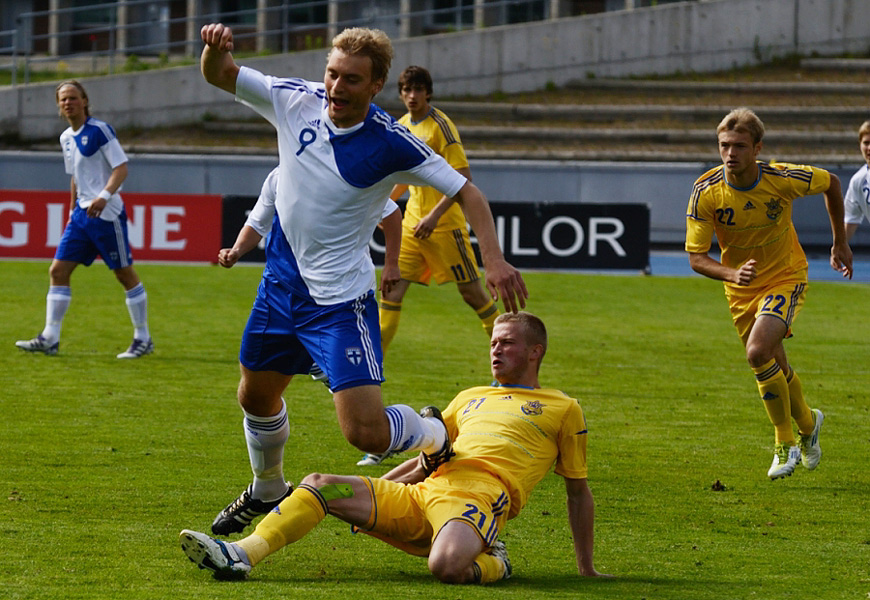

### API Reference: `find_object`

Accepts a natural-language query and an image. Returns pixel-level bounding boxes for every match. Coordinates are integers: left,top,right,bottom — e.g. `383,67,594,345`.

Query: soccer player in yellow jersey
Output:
378,66,499,354
180,312,610,583
685,107,853,480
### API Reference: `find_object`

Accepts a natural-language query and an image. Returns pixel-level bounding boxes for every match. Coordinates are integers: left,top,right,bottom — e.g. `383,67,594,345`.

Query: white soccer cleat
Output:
179,529,251,580
117,338,153,359
15,335,59,355
768,443,801,480
798,408,824,470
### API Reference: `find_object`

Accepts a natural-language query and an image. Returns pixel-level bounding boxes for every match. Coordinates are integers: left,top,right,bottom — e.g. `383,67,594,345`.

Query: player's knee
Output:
745,343,772,367
428,554,470,584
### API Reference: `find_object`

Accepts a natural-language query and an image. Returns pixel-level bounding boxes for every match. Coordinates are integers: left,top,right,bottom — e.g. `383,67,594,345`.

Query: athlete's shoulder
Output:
82,116,118,142
361,105,432,157
692,165,725,190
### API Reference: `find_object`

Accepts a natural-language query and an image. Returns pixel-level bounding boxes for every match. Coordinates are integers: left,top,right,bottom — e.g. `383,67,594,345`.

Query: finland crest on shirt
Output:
235,66,467,306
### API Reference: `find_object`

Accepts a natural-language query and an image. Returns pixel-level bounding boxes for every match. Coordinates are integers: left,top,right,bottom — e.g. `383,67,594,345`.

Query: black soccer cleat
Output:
211,482,293,536
419,406,455,476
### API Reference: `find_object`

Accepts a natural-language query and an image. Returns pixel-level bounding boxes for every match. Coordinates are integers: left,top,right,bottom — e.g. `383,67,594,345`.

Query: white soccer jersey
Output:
59,116,128,220
235,66,466,305
844,164,870,225
246,167,399,237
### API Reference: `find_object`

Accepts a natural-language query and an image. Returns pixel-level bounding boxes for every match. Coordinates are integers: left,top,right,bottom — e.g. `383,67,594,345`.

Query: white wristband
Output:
98,190,112,201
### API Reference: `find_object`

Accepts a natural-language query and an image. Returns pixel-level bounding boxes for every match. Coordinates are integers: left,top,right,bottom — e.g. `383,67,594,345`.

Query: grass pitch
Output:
2,261,869,600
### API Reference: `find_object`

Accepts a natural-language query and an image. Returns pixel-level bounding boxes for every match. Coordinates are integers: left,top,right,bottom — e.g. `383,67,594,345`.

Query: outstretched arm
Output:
565,477,611,577
822,174,853,279
201,23,240,94
454,181,528,312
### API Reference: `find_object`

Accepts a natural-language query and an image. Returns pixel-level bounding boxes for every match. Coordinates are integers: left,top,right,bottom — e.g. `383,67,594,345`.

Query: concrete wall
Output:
3,151,867,249
2,0,870,141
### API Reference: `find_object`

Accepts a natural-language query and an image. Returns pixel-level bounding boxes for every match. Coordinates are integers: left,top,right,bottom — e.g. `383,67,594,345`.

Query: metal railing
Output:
0,0,557,84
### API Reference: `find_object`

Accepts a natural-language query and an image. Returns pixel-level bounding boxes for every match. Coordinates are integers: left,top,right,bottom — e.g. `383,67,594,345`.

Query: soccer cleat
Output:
211,482,293,536
15,335,59,355
767,443,801,480
488,539,512,580
798,408,824,470
179,529,251,580
356,450,398,466
419,406,454,476
117,338,153,359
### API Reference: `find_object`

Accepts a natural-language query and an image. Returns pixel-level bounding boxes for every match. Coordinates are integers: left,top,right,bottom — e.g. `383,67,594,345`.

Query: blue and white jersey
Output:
235,66,466,305
246,167,399,238
59,116,128,220
845,164,870,226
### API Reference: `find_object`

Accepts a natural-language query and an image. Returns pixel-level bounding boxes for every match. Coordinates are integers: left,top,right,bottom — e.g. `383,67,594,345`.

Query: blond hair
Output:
330,27,393,84
494,311,548,361
717,107,764,144
858,120,870,140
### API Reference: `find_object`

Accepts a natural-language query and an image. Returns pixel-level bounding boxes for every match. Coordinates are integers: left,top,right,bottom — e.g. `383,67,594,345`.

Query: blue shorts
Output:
55,206,133,270
239,278,384,391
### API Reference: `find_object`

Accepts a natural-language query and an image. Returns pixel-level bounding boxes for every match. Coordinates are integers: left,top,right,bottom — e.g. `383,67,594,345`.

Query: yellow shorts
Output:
726,280,807,345
398,225,481,285
355,472,509,557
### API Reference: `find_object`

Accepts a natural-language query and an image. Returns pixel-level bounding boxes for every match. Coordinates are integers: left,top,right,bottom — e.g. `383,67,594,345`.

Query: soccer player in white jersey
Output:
844,120,870,241
199,23,528,536
15,80,152,359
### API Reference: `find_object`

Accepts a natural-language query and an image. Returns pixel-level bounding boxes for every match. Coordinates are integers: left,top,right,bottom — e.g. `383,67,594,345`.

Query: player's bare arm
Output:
414,167,470,239
218,225,262,268
688,252,756,286
822,174,854,279
201,23,240,94
379,208,402,294
379,454,428,484
565,477,611,578
454,181,528,312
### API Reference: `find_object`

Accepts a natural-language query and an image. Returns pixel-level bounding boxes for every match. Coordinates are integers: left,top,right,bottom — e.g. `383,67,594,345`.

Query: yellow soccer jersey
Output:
398,107,470,232
439,385,588,519
686,161,831,290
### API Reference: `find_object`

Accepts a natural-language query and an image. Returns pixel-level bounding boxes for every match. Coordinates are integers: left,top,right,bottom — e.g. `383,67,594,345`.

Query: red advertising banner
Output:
0,190,222,262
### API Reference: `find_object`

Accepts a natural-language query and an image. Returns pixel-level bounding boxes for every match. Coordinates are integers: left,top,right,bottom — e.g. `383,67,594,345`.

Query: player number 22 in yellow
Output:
761,294,786,316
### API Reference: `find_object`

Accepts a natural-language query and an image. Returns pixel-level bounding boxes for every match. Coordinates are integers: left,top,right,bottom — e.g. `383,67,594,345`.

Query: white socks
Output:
41,286,71,343
244,400,290,500
125,283,150,341
385,404,445,454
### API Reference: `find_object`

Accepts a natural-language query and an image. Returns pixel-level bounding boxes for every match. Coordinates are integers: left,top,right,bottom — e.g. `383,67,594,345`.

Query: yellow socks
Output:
379,299,402,353
786,367,814,434
473,551,507,583
753,359,793,444
476,299,499,337
236,484,328,566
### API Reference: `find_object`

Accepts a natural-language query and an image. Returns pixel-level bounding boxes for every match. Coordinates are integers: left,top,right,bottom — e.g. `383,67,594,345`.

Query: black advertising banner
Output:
372,202,650,271
223,197,650,271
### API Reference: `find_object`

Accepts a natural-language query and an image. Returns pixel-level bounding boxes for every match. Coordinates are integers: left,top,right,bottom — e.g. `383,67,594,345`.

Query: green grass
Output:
2,261,869,599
